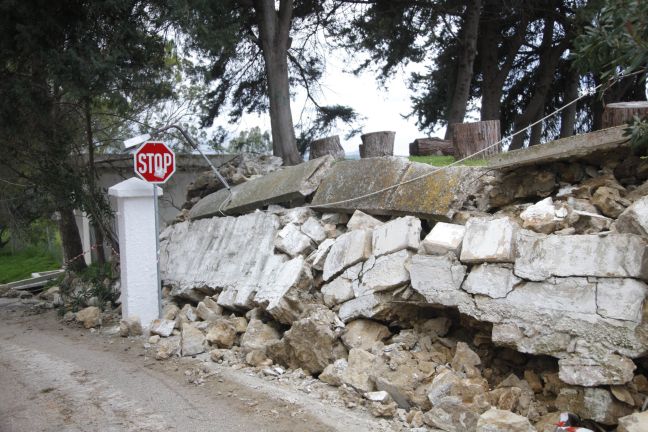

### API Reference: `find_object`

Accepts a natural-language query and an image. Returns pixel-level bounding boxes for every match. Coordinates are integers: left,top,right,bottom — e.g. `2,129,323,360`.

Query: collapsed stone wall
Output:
158,154,648,430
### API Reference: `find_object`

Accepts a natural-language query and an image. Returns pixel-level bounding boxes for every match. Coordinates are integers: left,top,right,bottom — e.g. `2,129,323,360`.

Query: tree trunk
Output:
309,135,345,160
510,12,567,150
444,0,481,139
58,207,87,272
93,224,106,265
451,120,500,159
409,138,454,156
254,0,302,166
560,66,579,138
359,131,395,158
602,102,648,128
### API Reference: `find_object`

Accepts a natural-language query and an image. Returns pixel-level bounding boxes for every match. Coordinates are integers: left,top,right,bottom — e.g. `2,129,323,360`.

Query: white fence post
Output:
108,177,162,327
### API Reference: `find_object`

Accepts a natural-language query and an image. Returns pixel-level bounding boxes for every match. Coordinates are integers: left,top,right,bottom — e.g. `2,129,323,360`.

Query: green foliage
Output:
625,117,648,156
228,127,272,154
409,155,487,167
0,248,61,284
59,263,118,312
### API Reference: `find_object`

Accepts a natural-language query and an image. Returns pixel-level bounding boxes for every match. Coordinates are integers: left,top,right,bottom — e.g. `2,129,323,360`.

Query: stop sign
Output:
133,142,176,183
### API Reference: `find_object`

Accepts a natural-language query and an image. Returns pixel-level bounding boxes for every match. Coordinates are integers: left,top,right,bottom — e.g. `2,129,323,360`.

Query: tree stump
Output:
409,138,455,156
309,135,345,160
602,101,648,128
451,120,500,159
359,131,395,158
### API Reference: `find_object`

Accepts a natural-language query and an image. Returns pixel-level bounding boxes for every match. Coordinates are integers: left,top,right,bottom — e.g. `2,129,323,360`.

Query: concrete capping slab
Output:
487,126,629,170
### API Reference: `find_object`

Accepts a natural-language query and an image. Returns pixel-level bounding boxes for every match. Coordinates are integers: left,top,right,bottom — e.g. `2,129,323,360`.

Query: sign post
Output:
132,142,176,319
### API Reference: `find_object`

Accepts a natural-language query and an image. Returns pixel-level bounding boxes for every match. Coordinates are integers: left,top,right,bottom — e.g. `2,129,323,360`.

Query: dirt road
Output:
0,299,385,432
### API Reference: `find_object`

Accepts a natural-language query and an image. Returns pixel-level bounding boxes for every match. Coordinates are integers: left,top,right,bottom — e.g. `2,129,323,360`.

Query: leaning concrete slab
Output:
310,157,488,221
189,156,334,219
487,126,629,170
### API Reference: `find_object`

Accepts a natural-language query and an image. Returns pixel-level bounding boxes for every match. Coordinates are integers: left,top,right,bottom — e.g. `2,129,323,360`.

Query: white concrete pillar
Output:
108,178,162,327
74,210,92,265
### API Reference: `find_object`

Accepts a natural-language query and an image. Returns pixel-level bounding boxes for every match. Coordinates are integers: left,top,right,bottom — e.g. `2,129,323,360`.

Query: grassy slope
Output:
409,155,487,166
0,249,61,284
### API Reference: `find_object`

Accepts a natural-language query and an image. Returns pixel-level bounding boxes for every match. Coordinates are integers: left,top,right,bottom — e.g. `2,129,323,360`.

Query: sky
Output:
213,56,444,157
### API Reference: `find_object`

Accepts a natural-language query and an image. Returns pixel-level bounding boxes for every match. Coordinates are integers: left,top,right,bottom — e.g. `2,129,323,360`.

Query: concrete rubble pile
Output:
155,149,648,430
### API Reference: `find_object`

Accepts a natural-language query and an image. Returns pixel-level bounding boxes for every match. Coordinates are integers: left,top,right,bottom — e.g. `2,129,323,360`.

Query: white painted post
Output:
108,177,162,327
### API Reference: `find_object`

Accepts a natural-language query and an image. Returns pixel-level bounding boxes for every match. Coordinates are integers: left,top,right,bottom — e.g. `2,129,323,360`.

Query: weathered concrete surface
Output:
515,230,648,281
160,212,286,305
460,218,517,263
323,230,373,281
190,156,334,219
421,222,465,255
487,126,629,170
311,157,490,220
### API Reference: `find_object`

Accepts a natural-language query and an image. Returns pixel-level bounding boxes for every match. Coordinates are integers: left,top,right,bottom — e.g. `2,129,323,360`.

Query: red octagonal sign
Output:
133,142,176,184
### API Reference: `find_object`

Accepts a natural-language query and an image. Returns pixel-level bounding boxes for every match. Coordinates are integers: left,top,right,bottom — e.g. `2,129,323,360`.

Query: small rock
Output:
341,319,391,351
240,319,281,353
63,311,76,322
451,342,481,378
370,401,397,418
150,319,176,337
365,390,391,403
476,408,535,432
162,303,180,320
156,336,181,360
119,315,143,337
181,323,206,357
319,359,348,386
245,350,272,367
617,410,648,432
205,320,237,349
196,301,221,322
274,223,313,257
301,217,327,243
149,335,160,344
615,195,648,238
229,316,248,334
76,306,102,329
592,186,630,218
421,222,466,255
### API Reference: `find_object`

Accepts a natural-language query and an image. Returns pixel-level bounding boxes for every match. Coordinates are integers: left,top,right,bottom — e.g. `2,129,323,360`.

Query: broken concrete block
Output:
409,254,469,308
272,306,347,375
341,348,377,393
254,256,315,324
617,411,648,432
338,291,395,323
515,231,648,281
321,269,357,307
180,323,205,356
156,336,180,360
306,238,335,271
347,210,384,231
300,217,327,243
321,212,349,225
500,278,597,315
519,197,571,234
476,408,534,432
189,156,334,219
372,216,421,257
323,229,372,281
279,207,315,225
160,212,286,304
76,306,102,329
274,223,313,257
341,319,391,351
357,250,412,295
240,319,281,353
555,387,634,425
615,195,648,237
596,278,648,322
161,303,179,320
558,353,636,387
592,186,630,218
196,301,221,322
462,264,519,298
421,222,465,255
460,218,517,263
205,320,237,349
150,319,176,337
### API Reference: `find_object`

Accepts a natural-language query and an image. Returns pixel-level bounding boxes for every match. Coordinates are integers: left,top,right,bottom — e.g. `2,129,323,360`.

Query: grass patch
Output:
0,248,61,284
409,155,487,166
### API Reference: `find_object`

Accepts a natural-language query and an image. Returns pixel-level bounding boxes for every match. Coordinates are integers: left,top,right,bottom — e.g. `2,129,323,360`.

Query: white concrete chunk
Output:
409,254,469,307
150,319,176,337
301,217,327,243
338,292,393,323
460,218,517,263
504,278,597,315
347,210,383,231
596,278,648,322
357,250,412,296
371,216,421,257
421,222,465,255
306,238,335,271
615,195,648,237
274,223,313,257
462,264,519,298
323,229,372,281
321,274,356,307
515,231,648,281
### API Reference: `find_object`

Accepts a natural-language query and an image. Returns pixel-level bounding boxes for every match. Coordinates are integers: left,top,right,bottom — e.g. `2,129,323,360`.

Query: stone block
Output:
347,210,384,231
596,278,648,322
617,411,648,432
371,216,421,257
460,218,517,263
615,195,648,237
409,254,469,308
150,319,175,337
341,319,391,351
515,231,648,281
253,256,315,324
502,278,597,315
189,156,334,219
462,264,519,298
301,217,327,243
274,223,313,257
323,229,372,281
559,353,636,387
338,292,395,323
476,408,534,432
306,238,335,271
357,250,413,295
421,222,465,255
321,266,357,307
